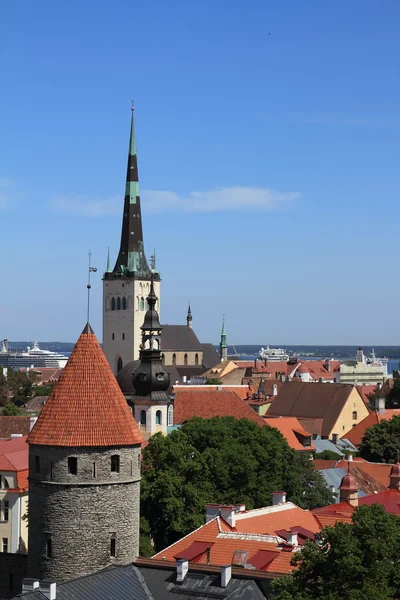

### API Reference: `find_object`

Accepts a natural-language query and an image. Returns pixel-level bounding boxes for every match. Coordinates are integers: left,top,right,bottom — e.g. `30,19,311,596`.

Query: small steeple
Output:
111,107,151,277
132,278,171,402
187,302,192,329
105,247,111,273
220,316,228,362
258,376,266,398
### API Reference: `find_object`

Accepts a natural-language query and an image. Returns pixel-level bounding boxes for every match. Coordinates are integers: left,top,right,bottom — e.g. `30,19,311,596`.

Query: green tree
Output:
2,403,23,416
140,417,334,552
359,415,400,463
313,450,342,461
385,377,400,409
270,504,400,600
33,381,55,397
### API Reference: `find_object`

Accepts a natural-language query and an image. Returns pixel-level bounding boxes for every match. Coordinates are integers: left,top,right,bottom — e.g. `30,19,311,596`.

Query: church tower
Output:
27,323,143,582
103,108,160,374
131,278,173,438
220,316,228,362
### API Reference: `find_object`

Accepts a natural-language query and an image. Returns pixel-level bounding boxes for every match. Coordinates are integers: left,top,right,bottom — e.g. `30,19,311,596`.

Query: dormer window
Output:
156,372,164,381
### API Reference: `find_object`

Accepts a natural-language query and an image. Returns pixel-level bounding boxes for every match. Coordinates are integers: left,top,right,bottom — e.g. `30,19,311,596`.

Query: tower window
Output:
68,457,77,475
161,353,165,364
92,463,96,478
2,537,8,553
122,333,125,340
110,535,116,557
50,463,53,480
117,297,121,311
140,297,145,311
111,297,116,311
352,411,357,420
168,404,174,427
111,455,120,473
3,501,9,522
184,353,188,366
122,297,127,310
195,353,199,366
112,333,115,340
117,357,123,372
156,410,162,425
46,538,52,558
34,455,40,473
140,410,146,425
172,353,176,366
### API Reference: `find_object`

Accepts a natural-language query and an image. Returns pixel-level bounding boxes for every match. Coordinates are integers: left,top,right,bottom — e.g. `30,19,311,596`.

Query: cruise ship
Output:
0,339,68,369
258,345,290,362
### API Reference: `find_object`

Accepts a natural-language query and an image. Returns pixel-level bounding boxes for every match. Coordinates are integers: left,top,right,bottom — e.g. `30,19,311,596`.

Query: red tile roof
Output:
312,488,400,522
294,361,340,381
356,385,376,407
28,325,143,447
173,385,253,400
312,459,338,470
267,383,354,437
263,417,315,452
173,390,267,427
0,416,31,439
342,409,400,446
336,460,393,488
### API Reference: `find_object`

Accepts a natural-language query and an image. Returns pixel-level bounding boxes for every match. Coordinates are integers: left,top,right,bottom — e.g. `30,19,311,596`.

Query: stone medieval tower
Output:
103,107,160,375
27,323,143,582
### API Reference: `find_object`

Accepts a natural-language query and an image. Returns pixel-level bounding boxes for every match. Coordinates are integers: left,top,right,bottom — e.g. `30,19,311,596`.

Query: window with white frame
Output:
168,404,174,427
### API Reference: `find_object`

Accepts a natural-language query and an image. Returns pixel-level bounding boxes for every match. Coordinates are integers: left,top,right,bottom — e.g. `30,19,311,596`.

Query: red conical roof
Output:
28,324,143,447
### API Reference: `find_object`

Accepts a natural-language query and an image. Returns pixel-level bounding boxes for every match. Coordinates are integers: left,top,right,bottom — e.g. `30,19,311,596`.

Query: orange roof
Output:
263,417,315,452
174,390,267,427
233,506,320,535
0,436,28,472
294,360,340,381
173,385,252,400
153,518,296,574
356,385,376,407
312,459,338,470
336,460,393,488
28,324,143,447
342,409,400,446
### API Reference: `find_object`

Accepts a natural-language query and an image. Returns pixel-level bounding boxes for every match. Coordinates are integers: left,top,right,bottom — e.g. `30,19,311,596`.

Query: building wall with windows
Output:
0,449,29,556
134,403,171,438
27,444,141,582
103,278,161,374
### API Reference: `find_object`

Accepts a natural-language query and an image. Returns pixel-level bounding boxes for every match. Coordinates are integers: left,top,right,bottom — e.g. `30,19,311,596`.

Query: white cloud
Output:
51,186,300,216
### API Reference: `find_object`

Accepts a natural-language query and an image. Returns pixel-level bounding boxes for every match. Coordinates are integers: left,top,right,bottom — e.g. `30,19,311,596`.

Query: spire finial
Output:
87,251,97,324
131,99,134,111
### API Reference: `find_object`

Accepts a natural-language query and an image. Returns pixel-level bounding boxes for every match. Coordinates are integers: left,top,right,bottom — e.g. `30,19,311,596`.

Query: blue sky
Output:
1,0,399,344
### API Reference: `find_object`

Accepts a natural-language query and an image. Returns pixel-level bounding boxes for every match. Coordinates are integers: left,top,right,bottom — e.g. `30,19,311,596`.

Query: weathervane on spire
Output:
87,251,97,324
131,99,135,111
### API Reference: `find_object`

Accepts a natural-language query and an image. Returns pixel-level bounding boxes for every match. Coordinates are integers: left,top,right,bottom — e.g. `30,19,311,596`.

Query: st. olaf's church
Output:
103,108,220,392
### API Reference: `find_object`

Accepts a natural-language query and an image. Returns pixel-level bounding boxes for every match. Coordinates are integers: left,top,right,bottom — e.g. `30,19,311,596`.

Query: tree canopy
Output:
313,450,342,461
0,368,40,407
140,416,334,553
359,415,400,463
1,403,23,416
270,504,400,600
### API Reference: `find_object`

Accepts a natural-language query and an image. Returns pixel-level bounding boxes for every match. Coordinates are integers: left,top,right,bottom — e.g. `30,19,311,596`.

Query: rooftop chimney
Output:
324,358,331,371
389,462,400,490
39,582,56,600
272,384,278,396
272,491,287,505
286,529,298,547
22,579,39,593
375,395,386,414
176,559,189,582
339,473,358,507
221,565,232,588
30,417,37,431
182,375,187,384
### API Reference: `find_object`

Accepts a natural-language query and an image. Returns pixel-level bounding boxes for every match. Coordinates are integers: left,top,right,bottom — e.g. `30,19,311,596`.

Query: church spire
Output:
220,316,228,362
187,302,192,328
112,107,151,277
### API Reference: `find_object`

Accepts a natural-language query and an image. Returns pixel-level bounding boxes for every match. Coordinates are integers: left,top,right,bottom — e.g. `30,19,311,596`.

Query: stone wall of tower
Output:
103,277,161,373
27,444,141,582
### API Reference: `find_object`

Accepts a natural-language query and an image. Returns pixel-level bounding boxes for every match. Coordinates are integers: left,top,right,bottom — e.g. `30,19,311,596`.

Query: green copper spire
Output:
220,316,228,361
105,247,111,273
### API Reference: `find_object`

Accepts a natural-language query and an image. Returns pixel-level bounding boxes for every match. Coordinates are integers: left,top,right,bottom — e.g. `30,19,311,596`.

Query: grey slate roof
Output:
161,325,203,351
139,564,267,600
200,343,220,369
319,468,367,503
14,564,268,600
313,439,344,456
13,565,153,600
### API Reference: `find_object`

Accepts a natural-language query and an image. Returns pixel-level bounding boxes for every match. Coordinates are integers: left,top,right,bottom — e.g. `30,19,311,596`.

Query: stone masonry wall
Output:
28,444,141,582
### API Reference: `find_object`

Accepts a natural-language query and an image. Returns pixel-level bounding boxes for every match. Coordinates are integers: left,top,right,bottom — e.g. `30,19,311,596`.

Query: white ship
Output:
258,345,290,362
0,340,68,369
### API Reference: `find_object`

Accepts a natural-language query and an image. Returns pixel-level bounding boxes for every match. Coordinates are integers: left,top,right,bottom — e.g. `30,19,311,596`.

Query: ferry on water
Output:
258,345,290,362
0,339,68,369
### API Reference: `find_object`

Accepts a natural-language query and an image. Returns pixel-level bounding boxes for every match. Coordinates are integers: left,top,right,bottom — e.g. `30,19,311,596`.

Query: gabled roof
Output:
0,416,31,439
336,459,394,488
28,325,143,447
161,325,203,351
267,383,354,437
312,488,400,521
173,390,267,427
200,344,220,369
342,409,400,446
263,417,316,451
